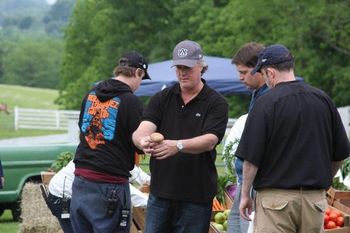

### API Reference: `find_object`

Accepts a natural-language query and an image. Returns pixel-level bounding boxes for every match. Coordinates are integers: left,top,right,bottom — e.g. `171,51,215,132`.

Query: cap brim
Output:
250,62,262,75
171,59,198,68
142,72,151,80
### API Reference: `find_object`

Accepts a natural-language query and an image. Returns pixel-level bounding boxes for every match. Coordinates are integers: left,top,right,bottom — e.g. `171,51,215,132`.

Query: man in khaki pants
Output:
236,44,350,233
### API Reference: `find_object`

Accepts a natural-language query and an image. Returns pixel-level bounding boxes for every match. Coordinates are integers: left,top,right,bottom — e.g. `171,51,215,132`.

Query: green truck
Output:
0,143,77,221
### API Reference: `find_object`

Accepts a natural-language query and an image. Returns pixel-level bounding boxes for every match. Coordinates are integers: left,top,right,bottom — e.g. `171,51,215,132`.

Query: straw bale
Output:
19,182,62,233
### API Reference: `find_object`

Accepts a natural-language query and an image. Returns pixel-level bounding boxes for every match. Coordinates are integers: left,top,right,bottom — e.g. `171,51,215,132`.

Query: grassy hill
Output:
0,84,65,139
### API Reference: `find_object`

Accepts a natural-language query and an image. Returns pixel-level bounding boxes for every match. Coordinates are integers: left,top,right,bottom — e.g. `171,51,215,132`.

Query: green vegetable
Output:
50,151,74,172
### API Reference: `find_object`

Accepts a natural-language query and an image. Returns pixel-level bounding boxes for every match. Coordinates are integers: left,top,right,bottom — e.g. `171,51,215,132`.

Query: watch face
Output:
177,141,183,150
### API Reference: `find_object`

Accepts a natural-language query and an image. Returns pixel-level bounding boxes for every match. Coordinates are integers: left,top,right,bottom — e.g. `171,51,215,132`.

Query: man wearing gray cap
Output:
133,40,228,233
236,44,350,232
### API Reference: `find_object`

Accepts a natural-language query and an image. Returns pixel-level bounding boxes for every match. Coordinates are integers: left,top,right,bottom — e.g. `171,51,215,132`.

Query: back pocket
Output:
261,197,288,210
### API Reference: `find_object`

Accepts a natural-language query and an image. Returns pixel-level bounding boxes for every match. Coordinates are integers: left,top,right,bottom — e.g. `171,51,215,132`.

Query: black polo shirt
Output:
236,80,350,190
142,81,228,202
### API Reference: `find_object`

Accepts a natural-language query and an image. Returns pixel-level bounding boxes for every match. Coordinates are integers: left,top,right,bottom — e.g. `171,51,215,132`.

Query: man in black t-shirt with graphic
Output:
70,51,150,233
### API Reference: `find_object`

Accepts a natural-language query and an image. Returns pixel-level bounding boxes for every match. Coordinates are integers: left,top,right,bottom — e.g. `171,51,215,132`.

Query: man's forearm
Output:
331,160,344,178
242,160,258,196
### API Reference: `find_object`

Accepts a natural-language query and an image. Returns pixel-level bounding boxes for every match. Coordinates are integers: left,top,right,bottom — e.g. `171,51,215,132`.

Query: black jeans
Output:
47,193,74,233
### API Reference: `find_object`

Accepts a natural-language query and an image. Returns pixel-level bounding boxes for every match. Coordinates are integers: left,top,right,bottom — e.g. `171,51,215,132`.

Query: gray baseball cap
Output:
172,40,203,67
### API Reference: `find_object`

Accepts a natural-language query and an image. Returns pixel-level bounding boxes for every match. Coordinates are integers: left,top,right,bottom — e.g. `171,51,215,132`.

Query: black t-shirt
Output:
143,81,228,202
236,80,350,189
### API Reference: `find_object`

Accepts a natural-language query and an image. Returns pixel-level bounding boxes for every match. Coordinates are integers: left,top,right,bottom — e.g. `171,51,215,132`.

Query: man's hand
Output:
239,193,253,221
150,140,178,160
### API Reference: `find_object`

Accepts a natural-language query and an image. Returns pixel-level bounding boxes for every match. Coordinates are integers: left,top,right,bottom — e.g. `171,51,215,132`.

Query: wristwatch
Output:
176,140,184,152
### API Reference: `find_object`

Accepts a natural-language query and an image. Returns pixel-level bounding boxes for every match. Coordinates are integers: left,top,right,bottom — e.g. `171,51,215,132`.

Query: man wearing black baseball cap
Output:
118,51,151,80
70,51,150,233
237,44,350,232
133,40,228,233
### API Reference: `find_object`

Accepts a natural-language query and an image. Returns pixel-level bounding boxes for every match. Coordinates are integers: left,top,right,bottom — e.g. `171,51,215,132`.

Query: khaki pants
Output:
253,188,326,233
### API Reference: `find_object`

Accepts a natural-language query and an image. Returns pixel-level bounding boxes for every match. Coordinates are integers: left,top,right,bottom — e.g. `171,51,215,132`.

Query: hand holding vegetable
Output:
150,132,164,143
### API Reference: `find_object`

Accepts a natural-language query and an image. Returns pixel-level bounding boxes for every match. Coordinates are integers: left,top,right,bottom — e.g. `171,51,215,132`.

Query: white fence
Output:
13,106,350,138
14,106,80,131
13,106,236,133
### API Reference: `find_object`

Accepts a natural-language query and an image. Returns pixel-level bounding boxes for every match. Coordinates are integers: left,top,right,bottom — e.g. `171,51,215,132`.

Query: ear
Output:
266,68,275,79
135,68,144,79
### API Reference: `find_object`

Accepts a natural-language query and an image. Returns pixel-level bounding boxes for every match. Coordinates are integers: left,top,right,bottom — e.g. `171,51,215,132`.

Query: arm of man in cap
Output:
240,160,258,221
132,121,158,155
150,133,218,160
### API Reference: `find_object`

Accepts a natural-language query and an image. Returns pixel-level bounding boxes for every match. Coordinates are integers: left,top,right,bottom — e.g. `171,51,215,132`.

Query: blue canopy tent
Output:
135,56,250,96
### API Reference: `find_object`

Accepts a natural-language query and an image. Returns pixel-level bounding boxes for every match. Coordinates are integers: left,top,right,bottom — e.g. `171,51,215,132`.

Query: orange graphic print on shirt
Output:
81,92,120,149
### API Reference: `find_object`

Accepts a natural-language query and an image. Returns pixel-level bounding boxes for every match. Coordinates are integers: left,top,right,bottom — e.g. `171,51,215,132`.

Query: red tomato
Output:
325,208,331,215
324,214,330,224
329,212,339,222
336,216,344,227
326,221,337,229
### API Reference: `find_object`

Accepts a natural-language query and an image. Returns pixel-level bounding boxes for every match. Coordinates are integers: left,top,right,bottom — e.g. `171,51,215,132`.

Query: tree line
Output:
1,0,349,117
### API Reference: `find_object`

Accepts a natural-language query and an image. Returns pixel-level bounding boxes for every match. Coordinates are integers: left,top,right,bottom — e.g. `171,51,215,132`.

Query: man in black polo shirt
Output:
133,40,228,233
236,44,350,232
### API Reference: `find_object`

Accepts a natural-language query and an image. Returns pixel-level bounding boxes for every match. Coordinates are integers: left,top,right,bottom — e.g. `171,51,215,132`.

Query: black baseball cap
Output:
119,51,151,80
251,44,294,75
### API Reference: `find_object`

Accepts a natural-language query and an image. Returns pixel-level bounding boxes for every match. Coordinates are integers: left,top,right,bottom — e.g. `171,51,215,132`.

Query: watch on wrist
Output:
176,140,184,152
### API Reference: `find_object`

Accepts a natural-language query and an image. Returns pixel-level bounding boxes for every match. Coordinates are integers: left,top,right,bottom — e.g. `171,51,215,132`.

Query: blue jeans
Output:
70,176,131,233
145,194,212,233
227,184,249,233
47,193,74,233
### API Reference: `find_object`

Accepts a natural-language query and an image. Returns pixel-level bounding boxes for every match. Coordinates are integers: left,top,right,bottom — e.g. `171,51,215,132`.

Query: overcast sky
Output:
46,0,56,4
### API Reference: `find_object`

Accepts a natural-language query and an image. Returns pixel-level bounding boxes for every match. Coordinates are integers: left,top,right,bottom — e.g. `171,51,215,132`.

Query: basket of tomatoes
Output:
324,206,350,232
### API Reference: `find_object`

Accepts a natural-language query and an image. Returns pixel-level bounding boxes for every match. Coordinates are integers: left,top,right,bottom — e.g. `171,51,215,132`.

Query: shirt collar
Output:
173,78,208,100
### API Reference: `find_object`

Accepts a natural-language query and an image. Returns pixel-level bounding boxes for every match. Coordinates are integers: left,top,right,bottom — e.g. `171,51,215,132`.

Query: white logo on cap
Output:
262,58,267,63
143,64,147,69
178,48,188,57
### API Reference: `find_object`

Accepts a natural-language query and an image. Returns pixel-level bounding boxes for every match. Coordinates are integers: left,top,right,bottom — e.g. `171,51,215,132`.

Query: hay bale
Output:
19,182,62,233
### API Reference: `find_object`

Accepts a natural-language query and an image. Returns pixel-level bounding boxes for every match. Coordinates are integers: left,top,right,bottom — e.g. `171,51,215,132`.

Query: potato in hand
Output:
150,132,164,143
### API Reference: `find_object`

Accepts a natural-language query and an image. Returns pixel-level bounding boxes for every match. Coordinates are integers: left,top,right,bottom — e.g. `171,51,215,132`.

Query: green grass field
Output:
0,210,19,232
0,84,65,232
0,84,65,139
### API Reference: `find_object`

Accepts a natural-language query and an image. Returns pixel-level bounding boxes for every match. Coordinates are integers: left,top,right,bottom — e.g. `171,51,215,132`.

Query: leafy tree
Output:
58,0,350,113
2,37,63,89
58,0,181,109
43,0,75,37
194,0,350,106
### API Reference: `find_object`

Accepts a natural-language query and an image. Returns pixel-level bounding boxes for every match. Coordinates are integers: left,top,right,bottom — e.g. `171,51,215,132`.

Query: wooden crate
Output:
208,222,221,233
327,187,350,215
325,206,350,233
209,199,230,233
40,171,56,185
224,190,233,210
130,221,140,233
132,207,146,232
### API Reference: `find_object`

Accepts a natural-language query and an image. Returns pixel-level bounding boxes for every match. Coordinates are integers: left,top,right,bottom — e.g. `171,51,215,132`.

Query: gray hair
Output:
198,58,208,75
